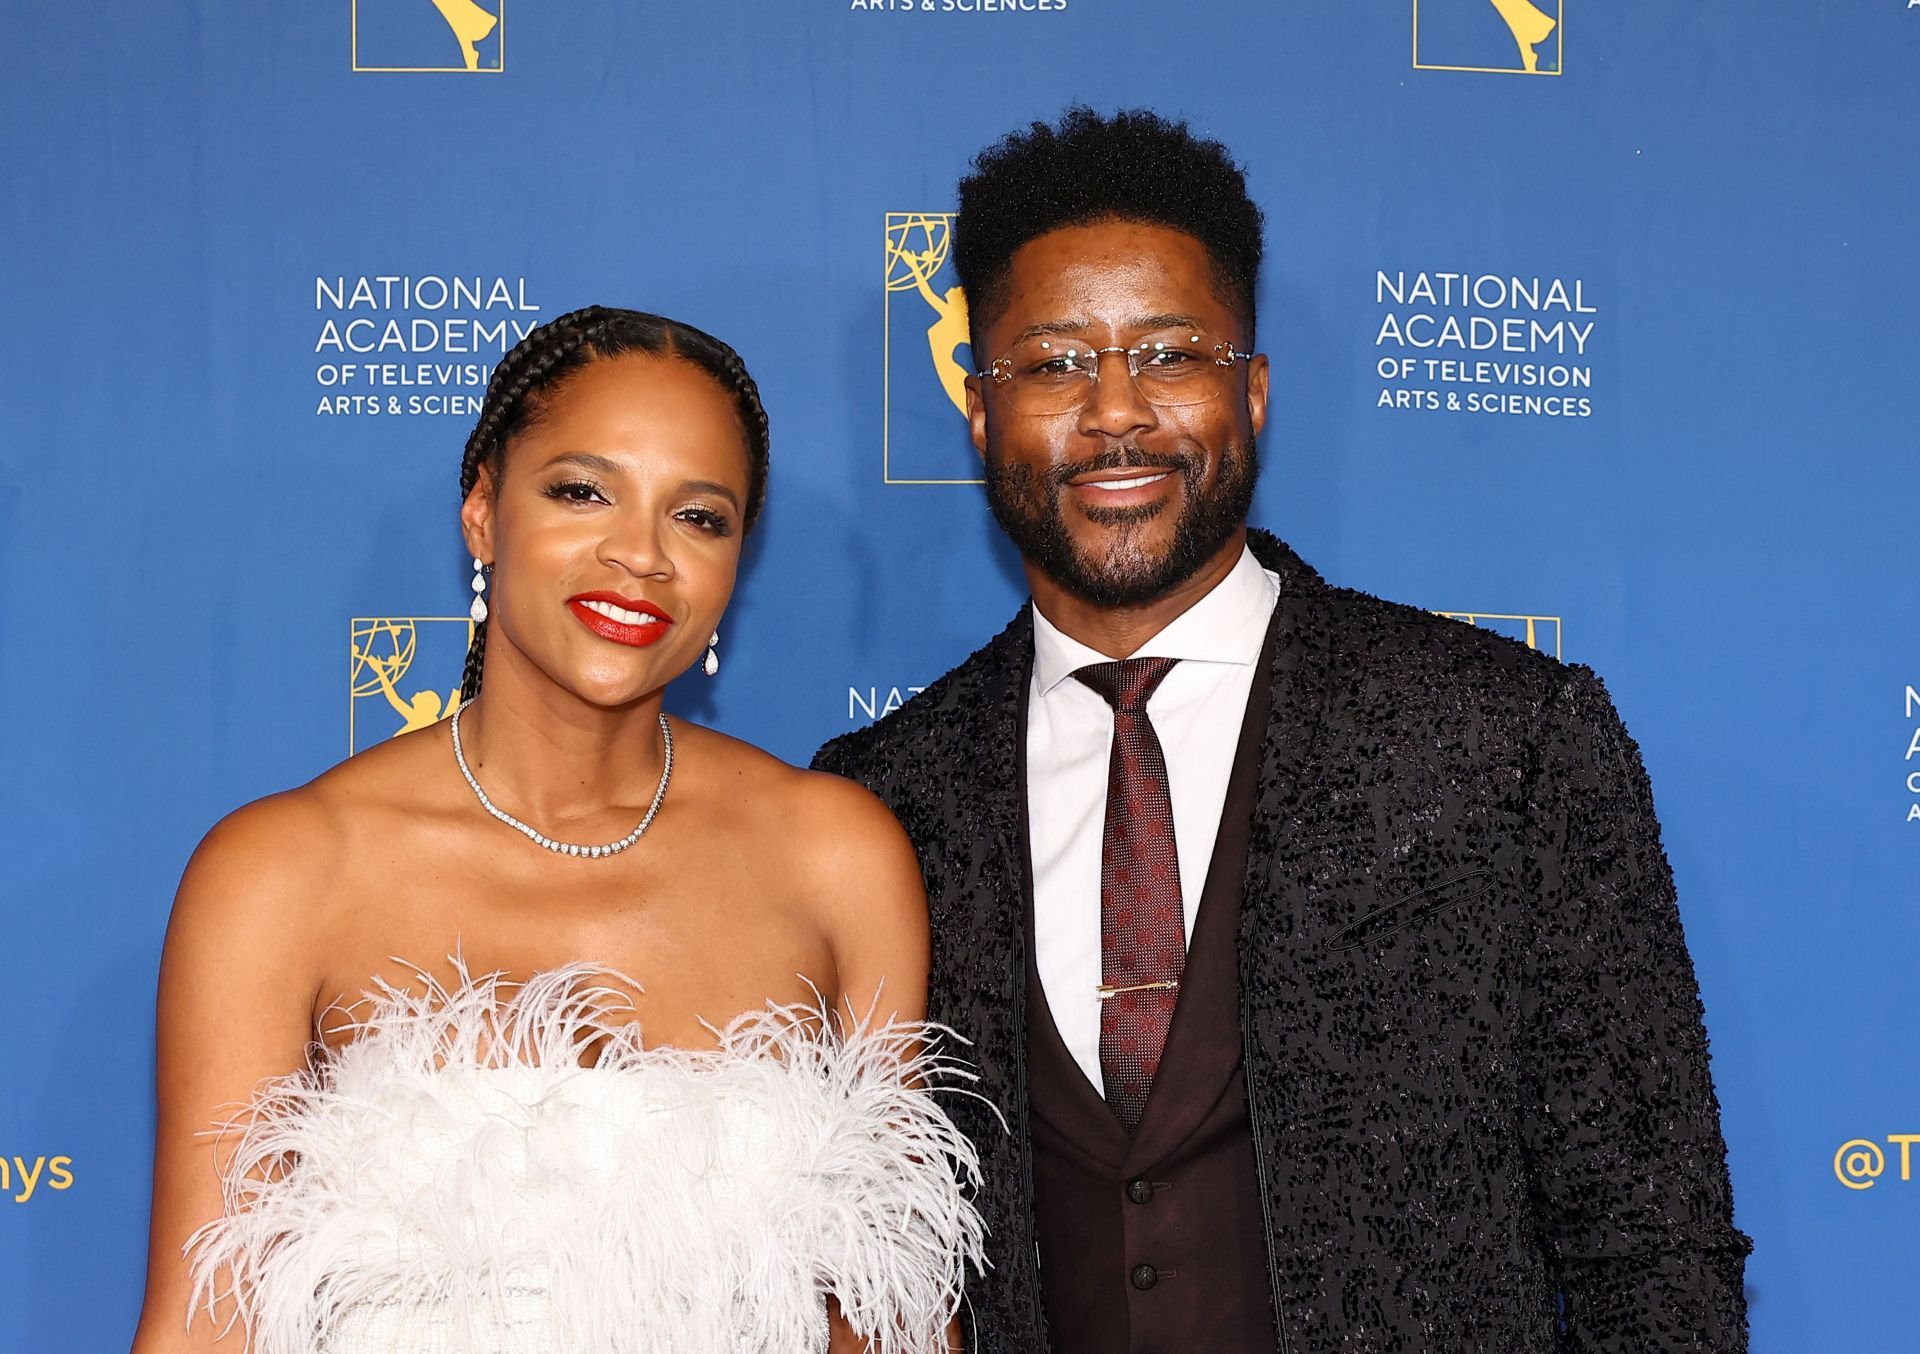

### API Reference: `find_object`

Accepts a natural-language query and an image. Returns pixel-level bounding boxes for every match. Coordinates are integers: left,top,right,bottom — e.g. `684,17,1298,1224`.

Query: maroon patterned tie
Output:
1074,656,1183,1131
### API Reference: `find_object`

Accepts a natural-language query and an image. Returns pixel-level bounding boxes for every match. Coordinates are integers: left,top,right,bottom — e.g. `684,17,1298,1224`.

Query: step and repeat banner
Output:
2,3,1915,1349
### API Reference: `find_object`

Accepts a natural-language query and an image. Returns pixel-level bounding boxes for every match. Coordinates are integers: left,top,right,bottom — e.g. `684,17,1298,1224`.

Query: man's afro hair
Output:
953,106,1265,340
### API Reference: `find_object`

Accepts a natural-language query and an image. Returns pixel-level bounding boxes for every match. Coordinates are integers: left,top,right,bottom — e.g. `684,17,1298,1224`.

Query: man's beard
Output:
983,439,1260,609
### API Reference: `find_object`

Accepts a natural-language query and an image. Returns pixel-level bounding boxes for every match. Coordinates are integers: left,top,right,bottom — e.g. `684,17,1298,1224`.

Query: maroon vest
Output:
1020,645,1278,1353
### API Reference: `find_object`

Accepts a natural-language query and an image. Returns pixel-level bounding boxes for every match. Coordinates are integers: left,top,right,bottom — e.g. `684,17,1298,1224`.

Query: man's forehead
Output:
1006,224,1212,285
992,233,1237,338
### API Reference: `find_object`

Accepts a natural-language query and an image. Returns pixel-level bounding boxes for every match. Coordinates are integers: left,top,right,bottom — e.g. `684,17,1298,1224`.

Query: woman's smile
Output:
567,591,674,648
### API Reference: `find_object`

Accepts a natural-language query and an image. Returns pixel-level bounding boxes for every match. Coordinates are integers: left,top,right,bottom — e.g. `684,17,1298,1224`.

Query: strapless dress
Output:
184,963,986,1353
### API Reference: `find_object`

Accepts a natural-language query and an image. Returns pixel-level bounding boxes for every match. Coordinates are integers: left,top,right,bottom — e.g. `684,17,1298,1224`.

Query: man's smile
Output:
1065,466,1180,509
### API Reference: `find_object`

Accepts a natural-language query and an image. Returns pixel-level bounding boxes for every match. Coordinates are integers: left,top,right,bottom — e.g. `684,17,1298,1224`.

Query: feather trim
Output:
185,959,987,1354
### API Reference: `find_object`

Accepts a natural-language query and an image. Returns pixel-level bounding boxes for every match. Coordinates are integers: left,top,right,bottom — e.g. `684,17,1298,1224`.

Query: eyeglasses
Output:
978,332,1254,417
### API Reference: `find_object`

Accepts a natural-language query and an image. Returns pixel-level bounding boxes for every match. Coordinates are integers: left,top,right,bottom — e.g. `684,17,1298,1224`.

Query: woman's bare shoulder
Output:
676,720,916,866
170,729,444,956
676,723,928,968
168,795,332,967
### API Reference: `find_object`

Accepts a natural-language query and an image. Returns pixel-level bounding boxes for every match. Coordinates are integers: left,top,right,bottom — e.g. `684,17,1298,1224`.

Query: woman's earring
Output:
470,558,489,624
703,630,720,677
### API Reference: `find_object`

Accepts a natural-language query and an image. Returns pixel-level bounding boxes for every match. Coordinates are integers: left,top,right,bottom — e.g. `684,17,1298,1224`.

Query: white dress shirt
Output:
1025,545,1281,1093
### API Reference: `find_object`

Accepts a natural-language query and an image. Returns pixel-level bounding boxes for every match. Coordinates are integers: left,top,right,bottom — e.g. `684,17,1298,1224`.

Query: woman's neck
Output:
453,663,672,826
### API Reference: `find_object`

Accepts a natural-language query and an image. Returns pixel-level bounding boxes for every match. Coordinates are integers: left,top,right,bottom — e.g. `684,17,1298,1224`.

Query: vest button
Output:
1127,1178,1154,1205
1130,1263,1159,1291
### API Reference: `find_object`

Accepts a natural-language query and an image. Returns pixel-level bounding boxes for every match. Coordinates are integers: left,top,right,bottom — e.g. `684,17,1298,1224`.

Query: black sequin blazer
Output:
814,531,1751,1353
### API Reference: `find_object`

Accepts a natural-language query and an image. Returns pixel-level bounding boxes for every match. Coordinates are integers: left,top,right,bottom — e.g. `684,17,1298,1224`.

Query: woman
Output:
131,307,981,1353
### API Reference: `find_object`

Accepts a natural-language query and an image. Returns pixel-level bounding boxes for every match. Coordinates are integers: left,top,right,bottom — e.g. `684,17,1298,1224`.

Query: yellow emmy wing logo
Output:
1436,611,1562,657
353,0,504,73
883,212,979,485
349,616,470,754
1414,0,1562,76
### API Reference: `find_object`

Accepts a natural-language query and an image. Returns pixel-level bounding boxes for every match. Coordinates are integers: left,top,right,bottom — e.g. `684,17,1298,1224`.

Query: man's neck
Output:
1028,529,1248,659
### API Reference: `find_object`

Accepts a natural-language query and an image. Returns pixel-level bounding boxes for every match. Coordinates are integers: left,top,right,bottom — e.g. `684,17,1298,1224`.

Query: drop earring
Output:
470,558,489,623
703,630,720,677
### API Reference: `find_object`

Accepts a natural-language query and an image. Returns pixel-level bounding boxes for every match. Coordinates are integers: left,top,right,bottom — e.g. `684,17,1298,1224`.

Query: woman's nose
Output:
596,509,676,579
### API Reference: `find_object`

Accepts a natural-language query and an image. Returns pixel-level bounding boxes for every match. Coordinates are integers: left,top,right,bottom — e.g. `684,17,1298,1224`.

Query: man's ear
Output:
459,464,496,562
965,375,989,462
1246,352,1270,439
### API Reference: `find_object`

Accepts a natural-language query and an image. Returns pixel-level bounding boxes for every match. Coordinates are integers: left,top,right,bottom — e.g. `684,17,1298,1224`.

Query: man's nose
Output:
1076,349,1160,439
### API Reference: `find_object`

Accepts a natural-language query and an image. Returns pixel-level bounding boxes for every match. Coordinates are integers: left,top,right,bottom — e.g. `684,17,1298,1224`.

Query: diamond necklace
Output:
449,705,673,859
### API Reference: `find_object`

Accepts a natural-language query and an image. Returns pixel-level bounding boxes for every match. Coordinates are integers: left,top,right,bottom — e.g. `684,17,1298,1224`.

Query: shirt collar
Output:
1030,543,1279,698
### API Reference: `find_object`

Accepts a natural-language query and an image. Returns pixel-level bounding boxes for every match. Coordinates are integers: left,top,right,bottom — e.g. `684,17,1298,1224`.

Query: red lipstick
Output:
567,592,673,648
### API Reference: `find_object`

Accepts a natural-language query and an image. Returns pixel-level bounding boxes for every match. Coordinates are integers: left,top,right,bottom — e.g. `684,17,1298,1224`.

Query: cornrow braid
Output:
455,305,770,704
458,307,610,501
710,347,770,530
458,598,489,705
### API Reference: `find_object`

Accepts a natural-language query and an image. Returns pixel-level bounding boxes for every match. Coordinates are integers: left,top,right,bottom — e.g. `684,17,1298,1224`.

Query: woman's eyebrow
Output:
680,479,741,508
541,450,623,476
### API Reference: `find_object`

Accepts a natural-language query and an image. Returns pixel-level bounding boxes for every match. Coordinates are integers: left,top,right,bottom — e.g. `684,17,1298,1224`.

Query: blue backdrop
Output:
3,3,1916,1349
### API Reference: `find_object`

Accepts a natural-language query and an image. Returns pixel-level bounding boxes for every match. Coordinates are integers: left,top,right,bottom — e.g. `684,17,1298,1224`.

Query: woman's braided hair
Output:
457,305,769,703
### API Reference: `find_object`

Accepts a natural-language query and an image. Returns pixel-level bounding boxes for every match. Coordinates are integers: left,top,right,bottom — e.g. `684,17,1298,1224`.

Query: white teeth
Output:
580,599,661,625
1083,472,1171,491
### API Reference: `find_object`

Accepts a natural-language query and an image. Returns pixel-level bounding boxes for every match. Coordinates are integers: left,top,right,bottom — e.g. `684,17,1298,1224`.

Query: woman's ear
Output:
460,464,496,562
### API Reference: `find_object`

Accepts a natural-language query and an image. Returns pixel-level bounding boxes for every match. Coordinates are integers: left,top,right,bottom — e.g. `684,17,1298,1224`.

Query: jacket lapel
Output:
1237,531,1337,1125
947,607,1034,957
920,607,1036,1098
935,609,1047,1349
1243,529,1334,838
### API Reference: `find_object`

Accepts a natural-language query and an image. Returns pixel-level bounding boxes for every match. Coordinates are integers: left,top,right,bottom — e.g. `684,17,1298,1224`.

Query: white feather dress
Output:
185,963,987,1354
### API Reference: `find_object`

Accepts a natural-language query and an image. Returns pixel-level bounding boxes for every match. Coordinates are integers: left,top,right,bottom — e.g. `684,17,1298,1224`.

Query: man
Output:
816,108,1749,1352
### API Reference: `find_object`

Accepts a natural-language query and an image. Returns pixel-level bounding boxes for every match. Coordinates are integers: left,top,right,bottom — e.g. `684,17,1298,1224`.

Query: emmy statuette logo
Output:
1414,0,1561,76
1436,611,1562,657
883,213,979,485
353,0,504,73
349,617,472,754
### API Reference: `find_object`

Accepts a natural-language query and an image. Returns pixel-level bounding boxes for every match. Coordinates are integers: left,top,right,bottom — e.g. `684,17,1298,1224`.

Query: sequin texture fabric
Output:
814,531,1751,1353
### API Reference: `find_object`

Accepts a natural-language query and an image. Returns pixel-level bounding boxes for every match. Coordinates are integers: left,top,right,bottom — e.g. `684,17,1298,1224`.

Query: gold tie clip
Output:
1096,979,1181,1001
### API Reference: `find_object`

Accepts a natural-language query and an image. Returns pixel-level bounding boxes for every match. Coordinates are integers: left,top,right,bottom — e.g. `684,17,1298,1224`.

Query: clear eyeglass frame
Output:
978,332,1254,415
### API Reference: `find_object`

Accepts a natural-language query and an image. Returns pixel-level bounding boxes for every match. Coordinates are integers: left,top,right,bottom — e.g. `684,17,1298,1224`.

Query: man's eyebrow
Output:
1010,313,1208,344
1131,312,1205,333
1012,319,1092,343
